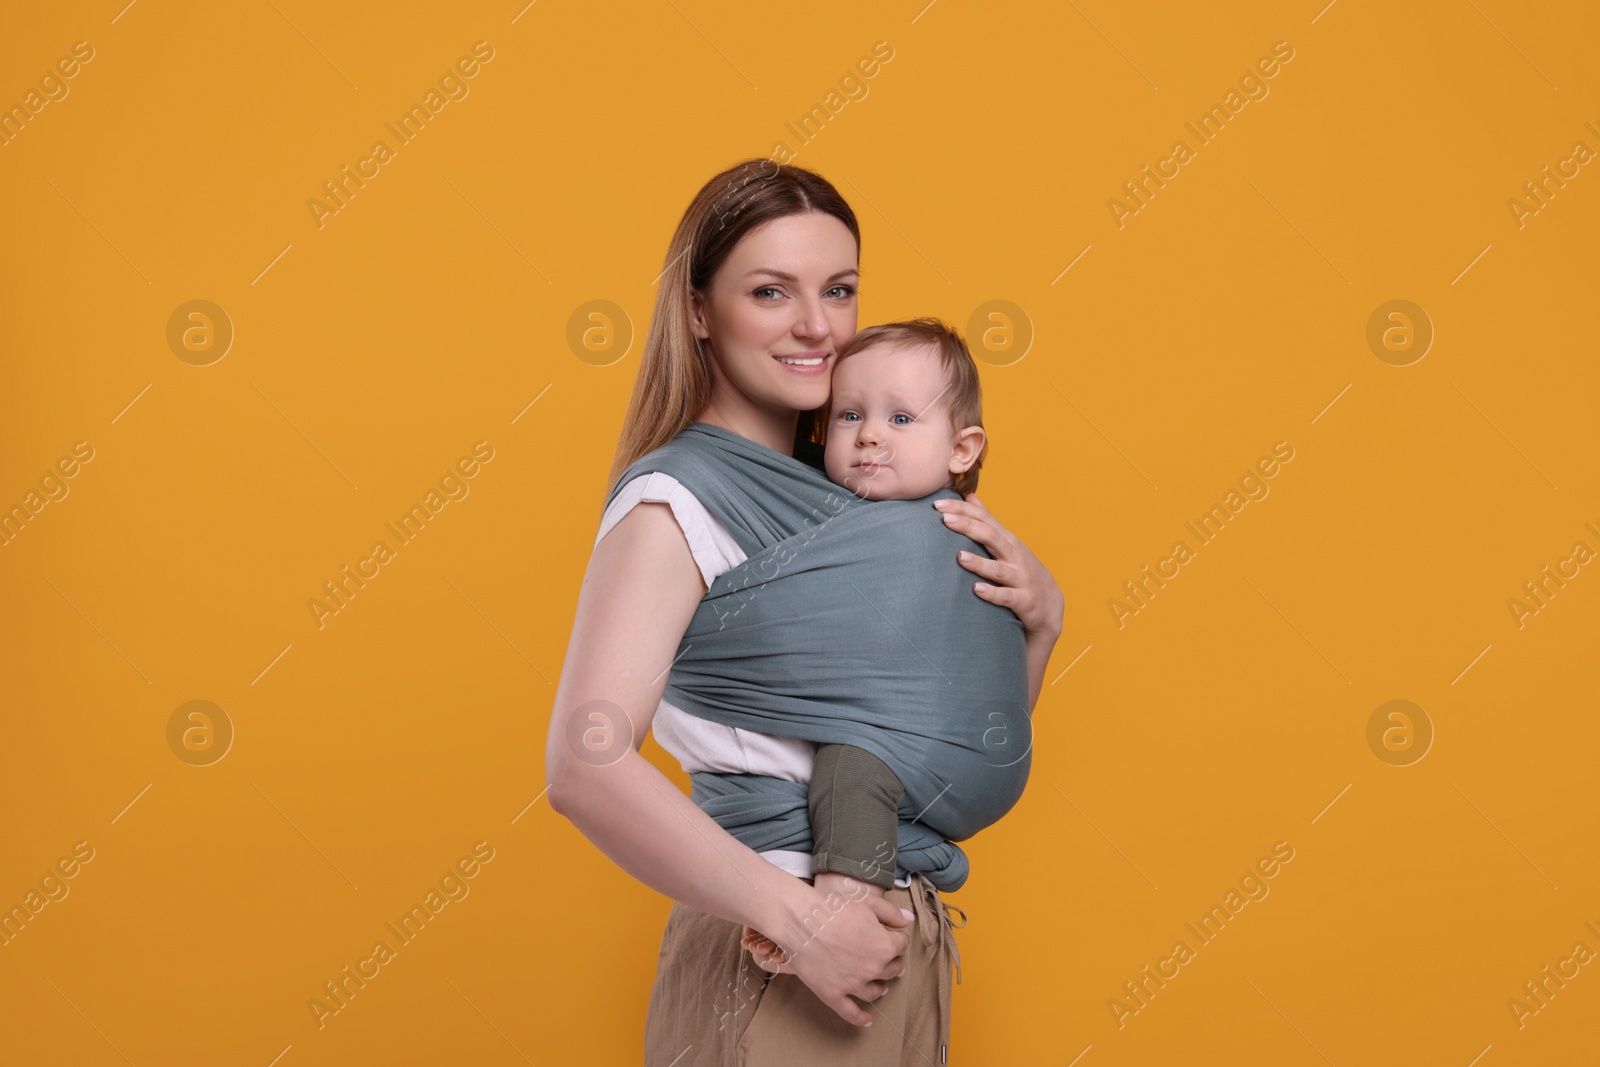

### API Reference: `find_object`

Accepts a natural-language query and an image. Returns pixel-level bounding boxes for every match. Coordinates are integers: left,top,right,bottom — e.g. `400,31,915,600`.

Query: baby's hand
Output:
741,925,794,972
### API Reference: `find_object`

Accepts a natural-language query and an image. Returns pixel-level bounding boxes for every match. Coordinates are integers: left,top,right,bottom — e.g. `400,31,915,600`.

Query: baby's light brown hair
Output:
823,317,986,494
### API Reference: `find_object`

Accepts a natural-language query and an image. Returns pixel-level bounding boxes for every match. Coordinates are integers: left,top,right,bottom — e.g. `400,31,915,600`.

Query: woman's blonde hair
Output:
607,159,860,490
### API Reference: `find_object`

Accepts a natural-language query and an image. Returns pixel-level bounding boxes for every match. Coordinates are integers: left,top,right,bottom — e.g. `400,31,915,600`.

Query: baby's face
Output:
824,341,961,501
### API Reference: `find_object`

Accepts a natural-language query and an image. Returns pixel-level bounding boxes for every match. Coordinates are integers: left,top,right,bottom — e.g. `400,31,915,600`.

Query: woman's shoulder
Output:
598,471,744,587
607,426,725,501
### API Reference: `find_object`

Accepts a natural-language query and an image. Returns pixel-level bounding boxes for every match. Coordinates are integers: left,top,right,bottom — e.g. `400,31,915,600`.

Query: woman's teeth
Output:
775,355,824,365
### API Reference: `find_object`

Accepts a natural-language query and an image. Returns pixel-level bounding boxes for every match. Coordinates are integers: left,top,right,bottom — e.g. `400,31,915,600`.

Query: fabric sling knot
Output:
605,422,1031,891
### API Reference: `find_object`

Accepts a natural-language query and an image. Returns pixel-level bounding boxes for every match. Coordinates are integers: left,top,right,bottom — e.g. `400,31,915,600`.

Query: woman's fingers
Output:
958,550,1012,584
936,495,1063,636
936,504,1004,555
833,997,874,1027
848,978,891,1003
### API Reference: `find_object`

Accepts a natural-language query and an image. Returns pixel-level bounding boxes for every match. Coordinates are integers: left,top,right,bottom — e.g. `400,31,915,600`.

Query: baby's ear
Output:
949,425,986,472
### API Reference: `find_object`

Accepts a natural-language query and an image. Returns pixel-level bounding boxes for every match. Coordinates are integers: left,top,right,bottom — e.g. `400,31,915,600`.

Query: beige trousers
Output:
643,873,966,1066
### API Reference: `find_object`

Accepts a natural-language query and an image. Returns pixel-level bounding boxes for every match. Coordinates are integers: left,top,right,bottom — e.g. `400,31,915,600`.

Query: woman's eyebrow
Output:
742,268,860,282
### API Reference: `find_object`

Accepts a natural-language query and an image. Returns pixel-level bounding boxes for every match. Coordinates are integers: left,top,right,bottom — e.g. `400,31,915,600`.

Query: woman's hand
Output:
757,877,914,1027
742,873,891,975
935,494,1063,639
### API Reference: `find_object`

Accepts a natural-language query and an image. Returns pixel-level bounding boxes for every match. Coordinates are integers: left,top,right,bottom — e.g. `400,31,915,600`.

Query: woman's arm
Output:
545,501,913,1027
933,493,1065,713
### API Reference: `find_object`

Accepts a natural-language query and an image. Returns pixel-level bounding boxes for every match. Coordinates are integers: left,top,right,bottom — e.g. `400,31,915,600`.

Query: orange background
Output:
3,1,1597,1064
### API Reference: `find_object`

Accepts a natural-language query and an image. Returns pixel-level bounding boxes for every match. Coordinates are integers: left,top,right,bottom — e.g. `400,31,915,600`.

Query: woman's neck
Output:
697,397,799,457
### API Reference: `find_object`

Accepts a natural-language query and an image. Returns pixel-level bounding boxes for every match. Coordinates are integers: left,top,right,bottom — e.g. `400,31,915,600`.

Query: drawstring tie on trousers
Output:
914,873,966,1064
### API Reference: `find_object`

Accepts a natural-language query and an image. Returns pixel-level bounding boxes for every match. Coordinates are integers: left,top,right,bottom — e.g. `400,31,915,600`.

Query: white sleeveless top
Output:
597,471,910,888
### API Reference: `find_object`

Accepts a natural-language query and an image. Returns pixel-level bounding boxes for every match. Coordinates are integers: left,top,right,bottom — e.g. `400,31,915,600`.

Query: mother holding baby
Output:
545,159,1063,1065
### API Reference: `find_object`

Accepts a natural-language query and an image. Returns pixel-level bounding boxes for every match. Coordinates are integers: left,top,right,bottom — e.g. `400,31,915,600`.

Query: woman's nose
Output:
792,295,829,340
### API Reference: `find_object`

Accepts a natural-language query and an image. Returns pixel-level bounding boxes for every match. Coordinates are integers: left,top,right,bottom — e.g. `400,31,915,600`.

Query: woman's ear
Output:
689,289,710,340
949,425,986,473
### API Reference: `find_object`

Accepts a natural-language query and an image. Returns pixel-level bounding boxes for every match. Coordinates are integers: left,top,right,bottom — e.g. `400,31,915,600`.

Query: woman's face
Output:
690,211,860,421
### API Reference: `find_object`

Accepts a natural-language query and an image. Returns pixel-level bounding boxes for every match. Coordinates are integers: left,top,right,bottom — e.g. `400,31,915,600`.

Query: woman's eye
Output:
826,285,856,299
752,286,782,300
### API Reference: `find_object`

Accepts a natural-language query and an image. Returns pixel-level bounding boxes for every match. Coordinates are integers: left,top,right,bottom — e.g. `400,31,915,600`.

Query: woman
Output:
545,159,1064,1065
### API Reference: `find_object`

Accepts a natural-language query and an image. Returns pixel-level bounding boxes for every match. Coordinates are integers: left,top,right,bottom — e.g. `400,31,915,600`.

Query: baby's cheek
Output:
822,444,849,487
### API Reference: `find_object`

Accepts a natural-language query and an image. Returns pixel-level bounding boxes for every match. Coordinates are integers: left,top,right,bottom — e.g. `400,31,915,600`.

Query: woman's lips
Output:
773,352,829,376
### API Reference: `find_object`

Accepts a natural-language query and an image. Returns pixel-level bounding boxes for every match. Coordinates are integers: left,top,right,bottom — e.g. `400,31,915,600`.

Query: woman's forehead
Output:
723,213,859,275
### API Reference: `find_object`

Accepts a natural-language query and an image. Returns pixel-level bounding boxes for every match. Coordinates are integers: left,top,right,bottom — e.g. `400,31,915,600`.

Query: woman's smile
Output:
773,350,830,375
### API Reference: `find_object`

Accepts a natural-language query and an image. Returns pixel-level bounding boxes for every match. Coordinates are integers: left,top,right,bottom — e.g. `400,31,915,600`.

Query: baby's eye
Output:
890,413,912,425
839,411,860,422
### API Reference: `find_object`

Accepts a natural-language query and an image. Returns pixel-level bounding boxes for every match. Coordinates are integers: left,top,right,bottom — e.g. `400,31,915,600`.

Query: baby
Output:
743,316,994,970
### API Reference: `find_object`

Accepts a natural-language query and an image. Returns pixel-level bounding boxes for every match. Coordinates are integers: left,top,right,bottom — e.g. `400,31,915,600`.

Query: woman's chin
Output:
770,378,831,414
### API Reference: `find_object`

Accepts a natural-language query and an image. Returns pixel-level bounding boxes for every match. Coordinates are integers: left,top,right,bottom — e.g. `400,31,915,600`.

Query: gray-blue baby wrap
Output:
606,422,1031,891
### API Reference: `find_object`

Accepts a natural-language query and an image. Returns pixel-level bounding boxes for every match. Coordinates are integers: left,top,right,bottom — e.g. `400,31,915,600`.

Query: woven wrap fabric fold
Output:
605,422,1032,891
